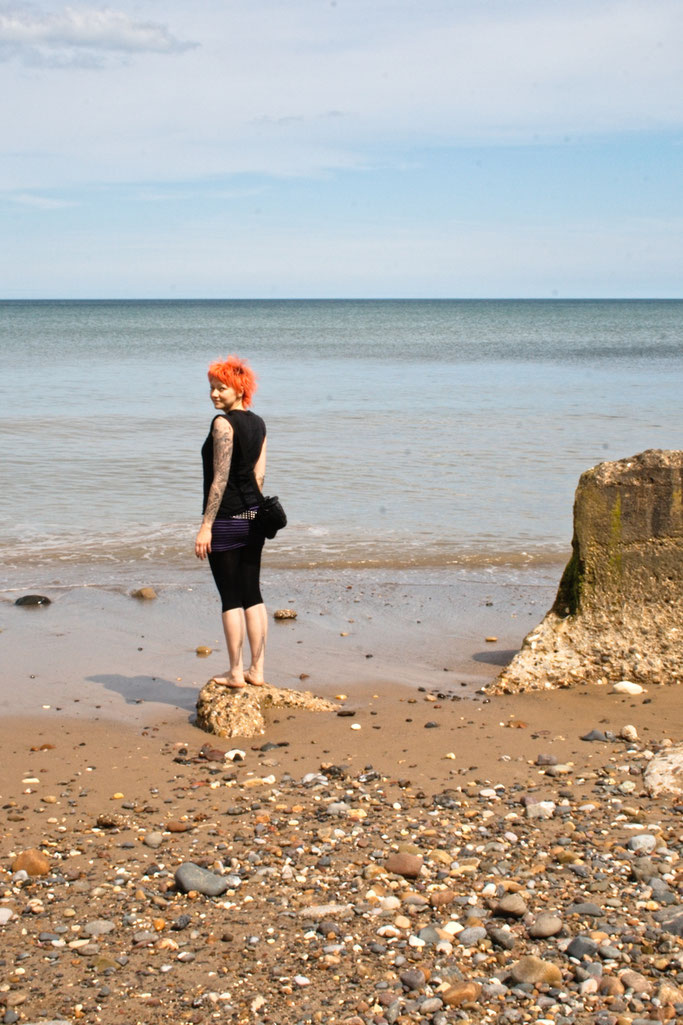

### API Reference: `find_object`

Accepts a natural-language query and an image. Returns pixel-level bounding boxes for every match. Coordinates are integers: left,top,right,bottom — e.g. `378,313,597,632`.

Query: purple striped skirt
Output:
211,509,260,551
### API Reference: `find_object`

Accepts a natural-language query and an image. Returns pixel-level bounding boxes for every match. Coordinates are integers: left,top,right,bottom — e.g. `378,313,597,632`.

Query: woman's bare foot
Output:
210,673,246,689
244,670,266,687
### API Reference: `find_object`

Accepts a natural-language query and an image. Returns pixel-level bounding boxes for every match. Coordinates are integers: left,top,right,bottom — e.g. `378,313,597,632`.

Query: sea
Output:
1,299,682,595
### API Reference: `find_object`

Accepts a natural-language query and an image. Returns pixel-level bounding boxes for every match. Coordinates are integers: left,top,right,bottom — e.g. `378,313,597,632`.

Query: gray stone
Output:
566,935,599,960
494,893,528,918
326,802,350,817
83,920,116,937
627,834,658,854
143,831,164,849
568,902,603,917
174,862,230,897
528,913,563,939
487,926,517,950
400,968,426,991
458,926,487,946
416,925,441,945
598,944,622,960
0,908,14,925
581,730,608,742
420,998,444,1013
489,450,683,693
653,905,683,937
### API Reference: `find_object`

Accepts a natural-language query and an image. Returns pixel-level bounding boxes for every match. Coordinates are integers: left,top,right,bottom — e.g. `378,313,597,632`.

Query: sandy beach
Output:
1,568,682,1025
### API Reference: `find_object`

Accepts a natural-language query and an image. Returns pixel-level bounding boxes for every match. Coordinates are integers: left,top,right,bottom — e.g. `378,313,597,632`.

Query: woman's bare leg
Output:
212,607,246,687
244,602,267,685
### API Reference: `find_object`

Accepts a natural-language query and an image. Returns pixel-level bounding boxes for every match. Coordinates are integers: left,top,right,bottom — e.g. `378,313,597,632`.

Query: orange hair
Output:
207,355,257,409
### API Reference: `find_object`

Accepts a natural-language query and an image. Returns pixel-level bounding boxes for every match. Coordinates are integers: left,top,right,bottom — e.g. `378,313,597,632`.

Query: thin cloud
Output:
0,3,196,66
5,190,76,208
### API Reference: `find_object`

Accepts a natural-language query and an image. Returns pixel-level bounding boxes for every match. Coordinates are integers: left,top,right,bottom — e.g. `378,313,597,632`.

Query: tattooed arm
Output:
253,437,267,492
195,417,234,560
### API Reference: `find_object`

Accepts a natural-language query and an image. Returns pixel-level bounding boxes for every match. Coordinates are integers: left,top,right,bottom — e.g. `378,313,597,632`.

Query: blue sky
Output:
2,0,682,298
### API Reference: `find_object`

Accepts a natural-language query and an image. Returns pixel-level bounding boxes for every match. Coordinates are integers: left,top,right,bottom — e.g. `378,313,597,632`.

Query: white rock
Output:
643,743,683,797
526,800,556,820
612,681,645,695
620,724,638,741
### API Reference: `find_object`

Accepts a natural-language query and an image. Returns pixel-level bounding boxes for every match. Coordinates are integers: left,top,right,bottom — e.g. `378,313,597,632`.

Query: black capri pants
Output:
208,523,264,612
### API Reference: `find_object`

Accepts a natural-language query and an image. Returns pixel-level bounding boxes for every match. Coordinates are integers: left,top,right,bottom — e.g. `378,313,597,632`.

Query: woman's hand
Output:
195,524,212,560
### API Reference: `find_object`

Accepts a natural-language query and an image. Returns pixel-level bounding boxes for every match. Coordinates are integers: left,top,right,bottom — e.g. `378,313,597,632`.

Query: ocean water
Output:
1,299,681,590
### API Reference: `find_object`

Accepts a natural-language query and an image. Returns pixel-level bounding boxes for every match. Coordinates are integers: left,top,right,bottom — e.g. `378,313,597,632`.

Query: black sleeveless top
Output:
201,410,266,518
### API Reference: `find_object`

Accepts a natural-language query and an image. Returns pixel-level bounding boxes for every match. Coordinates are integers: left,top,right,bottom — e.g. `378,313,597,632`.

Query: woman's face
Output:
209,377,242,411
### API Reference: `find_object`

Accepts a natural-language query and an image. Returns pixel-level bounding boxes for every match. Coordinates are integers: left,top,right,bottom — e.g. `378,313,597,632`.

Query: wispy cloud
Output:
0,3,196,67
5,190,76,208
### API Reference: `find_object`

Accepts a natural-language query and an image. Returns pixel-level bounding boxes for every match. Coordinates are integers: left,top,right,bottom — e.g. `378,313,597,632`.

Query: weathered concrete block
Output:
489,450,683,693
196,681,336,738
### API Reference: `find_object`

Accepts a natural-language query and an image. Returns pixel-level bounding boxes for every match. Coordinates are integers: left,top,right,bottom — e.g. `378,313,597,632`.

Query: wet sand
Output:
0,564,560,723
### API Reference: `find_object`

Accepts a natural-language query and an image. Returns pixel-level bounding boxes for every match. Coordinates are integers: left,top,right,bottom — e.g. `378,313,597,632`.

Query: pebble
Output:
384,852,423,878
612,681,645,695
173,862,230,896
458,926,487,945
494,893,528,918
2,719,682,1025
144,831,164,848
131,586,157,599
14,594,51,606
83,919,116,937
11,849,51,876
525,801,555,819
566,935,599,960
510,955,563,986
627,834,657,854
527,913,563,938
400,968,426,991
442,982,482,1006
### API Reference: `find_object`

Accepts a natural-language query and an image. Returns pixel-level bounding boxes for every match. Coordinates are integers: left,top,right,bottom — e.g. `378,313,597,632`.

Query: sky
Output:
2,0,682,298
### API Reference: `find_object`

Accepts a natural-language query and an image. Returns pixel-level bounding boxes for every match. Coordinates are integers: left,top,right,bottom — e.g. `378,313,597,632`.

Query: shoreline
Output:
1,562,561,725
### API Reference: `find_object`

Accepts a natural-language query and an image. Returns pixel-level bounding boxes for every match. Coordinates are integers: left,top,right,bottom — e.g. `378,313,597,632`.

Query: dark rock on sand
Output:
654,905,683,937
14,594,51,606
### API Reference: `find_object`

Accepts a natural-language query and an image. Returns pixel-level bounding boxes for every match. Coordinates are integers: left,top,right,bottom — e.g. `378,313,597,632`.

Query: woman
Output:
195,355,268,688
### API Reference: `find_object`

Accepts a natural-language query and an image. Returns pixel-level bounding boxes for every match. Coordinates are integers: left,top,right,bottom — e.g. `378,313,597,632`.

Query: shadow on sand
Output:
87,673,199,712
471,648,518,668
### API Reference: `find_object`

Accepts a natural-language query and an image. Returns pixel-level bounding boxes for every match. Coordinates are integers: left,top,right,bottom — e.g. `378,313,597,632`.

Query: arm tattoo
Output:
203,420,233,525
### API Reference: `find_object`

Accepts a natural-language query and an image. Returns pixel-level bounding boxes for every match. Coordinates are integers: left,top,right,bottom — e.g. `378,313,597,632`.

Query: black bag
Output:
254,495,287,539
